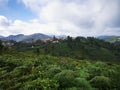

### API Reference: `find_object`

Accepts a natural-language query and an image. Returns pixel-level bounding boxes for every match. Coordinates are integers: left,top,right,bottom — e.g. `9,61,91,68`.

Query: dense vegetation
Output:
0,36,120,90
0,53,120,90
13,36,120,62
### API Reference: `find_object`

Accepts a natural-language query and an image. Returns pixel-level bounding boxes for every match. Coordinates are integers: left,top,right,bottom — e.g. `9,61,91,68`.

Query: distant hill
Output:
0,35,4,39
105,36,120,43
98,35,120,43
5,34,25,42
97,36,114,40
0,33,51,42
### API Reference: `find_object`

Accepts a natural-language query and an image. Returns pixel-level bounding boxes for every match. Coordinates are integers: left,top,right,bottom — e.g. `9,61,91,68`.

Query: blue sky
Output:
0,0,36,21
0,0,120,36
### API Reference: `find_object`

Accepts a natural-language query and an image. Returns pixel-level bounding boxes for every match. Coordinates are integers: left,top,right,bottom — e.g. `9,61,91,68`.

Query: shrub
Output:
46,65,61,78
90,76,110,90
74,77,92,90
54,70,77,88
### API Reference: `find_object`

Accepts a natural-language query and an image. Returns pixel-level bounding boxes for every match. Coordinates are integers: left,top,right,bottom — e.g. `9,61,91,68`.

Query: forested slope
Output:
13,36,120,62
0,53,120,90
0,36,120,90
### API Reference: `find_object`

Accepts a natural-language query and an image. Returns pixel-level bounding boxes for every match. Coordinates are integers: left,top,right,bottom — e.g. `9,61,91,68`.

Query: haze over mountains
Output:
0,33,51,42
98,35,120,43
0,33,120,43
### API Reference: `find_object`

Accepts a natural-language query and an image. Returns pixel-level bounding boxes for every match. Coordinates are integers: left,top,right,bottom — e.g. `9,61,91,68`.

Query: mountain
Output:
98,35,120,43
5,34,25,42
0,33,51,42
106,36,120,43
21,33,51,42
0,35,4,39
97,36,114,40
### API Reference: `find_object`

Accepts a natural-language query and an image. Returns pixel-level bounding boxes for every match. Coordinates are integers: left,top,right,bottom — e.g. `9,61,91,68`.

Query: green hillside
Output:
0,36,120,90
0,53,120,90
12,36,120,62
104,36,120,43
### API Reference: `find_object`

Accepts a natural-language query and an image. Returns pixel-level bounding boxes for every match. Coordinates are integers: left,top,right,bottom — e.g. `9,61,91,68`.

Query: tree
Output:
0,40,4,54
34,47,40,55
67,36,73,49
53,35,57,41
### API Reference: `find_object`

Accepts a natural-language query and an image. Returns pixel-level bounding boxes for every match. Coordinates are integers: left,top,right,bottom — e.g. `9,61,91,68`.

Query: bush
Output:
23,78,59,90
74,78,92,90
54,70,77,88
90,76,110,90
46,65,61,78
110,66,120,89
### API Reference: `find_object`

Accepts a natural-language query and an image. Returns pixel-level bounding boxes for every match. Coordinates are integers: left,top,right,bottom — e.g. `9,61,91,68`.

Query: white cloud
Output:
0,16,10,26
0,0,120,36
19,0,120,36
0,15,61,36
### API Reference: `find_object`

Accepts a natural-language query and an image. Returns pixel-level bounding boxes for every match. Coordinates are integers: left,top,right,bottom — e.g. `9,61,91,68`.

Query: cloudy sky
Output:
0,0,120,36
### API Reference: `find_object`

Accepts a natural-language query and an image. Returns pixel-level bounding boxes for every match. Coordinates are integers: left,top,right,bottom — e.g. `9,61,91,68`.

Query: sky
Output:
0,0,120,36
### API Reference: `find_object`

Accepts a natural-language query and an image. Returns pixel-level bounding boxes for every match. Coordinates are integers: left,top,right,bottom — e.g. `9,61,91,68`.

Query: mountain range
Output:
97,35,120,43
0,33,51,42
0,33,120,43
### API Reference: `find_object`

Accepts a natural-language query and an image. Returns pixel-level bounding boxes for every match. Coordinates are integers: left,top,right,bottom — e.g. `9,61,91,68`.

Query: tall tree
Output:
0,40,4,54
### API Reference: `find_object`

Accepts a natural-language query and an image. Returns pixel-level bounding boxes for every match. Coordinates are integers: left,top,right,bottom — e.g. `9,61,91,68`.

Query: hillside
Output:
0,36,120,90
98,36,120,43
11,36,120,62
105,36,120,43
0,53,120,90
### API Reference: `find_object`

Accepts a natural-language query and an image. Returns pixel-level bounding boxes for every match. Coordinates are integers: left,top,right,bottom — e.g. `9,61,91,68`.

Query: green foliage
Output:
34,47,40,55
0,53,120,90
74,78,92,90
45,65,62,78
23,78,59,90
90,76,111,90
0,40,4,54
64,87,78,90
11,36,120,62
110,66,120,90
54,70,77,88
